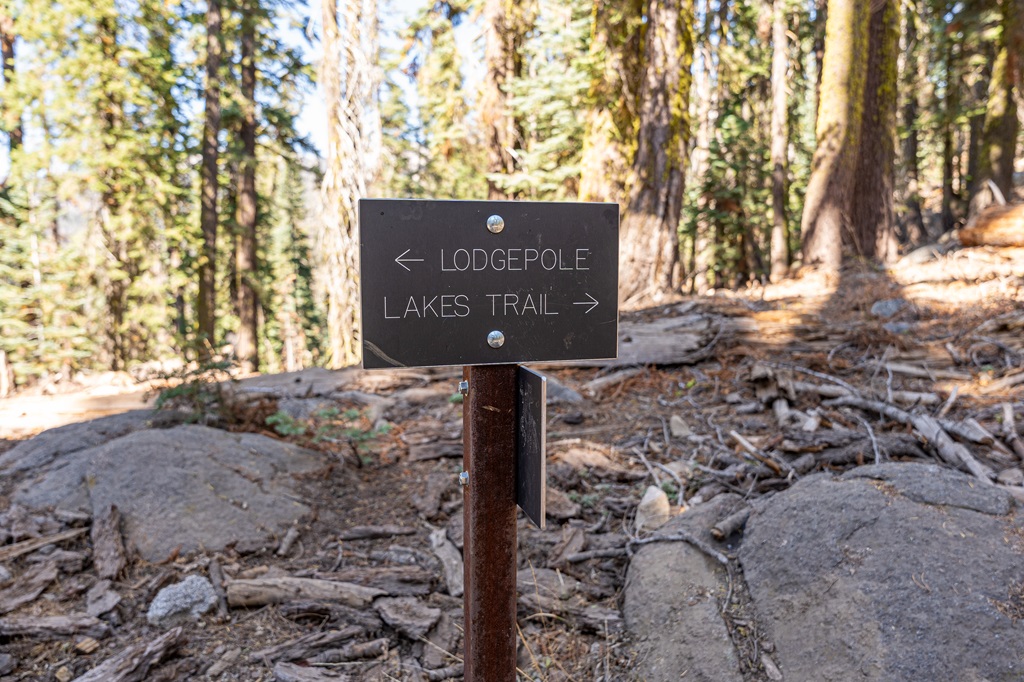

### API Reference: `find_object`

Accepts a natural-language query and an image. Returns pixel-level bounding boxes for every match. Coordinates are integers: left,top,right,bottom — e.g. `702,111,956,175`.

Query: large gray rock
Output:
13,425,323,561
624,494,746,682
740,463,1023,682
0,410,186,473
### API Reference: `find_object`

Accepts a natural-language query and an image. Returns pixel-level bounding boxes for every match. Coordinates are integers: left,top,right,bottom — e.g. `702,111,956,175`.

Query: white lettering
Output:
576,249,589,270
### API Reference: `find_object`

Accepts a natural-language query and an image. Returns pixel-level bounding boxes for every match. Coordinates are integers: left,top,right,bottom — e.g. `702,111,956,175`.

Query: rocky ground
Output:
0,247,1023,681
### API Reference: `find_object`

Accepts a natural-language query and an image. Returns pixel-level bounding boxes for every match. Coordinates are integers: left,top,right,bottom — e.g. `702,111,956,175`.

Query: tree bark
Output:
799,0,870,272
320,0,371,367
481,0,526,200
197,0,223,359
940,33,957,233
851,0,898,264
690,0,720,294
579,0,644,207
769,0,789,281
619,0,694,305
968,0,1019,218
235,2,259,373
899,0,926,246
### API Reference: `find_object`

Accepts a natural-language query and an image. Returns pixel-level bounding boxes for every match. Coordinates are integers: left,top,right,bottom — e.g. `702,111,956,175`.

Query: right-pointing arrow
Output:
573,293,598,314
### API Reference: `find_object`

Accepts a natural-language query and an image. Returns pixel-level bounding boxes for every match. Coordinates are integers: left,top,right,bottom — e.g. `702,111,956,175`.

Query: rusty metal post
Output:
462,364,518,682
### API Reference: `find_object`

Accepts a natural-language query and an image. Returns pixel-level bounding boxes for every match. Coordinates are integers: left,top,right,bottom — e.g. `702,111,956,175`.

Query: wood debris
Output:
70,627,185,682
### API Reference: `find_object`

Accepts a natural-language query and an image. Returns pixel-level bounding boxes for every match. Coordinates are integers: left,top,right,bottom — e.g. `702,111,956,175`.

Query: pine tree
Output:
619,0,695,303
198,0,224,358
578,0,644,206
499,0,592,199
799,0,870,272
850,0,899,263
320,0,375,367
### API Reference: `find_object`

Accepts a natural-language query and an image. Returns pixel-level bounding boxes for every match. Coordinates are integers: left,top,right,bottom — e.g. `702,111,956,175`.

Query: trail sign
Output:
359,199,619,369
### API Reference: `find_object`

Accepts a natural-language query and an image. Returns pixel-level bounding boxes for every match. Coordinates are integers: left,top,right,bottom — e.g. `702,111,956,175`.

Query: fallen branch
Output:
872,361,971,382
0,528,88,563
0,614,111,640
226,577,385,609
336,525,417,542
251,627,364,663
1002,403,1024,460
788,380,939,406
71,627,185,681
825,396,995,483
308,638,390,663
273,661,352,681
425,664,465,681
207,558,229,621
711,509,751,541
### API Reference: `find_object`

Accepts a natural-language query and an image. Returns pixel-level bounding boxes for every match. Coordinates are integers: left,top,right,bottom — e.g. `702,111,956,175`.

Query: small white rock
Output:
669,415,691,438
635,485,671,532
146,575,217,627
997,468,1024,486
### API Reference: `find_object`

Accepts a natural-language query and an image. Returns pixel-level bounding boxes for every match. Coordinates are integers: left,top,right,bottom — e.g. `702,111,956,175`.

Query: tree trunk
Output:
197,0,223,358
619,0,694,305
799,0,870,272
812,0,826,128
968,0,1019,218
235,3,259,373
97,13,129,370
940,32,957,232
851,0,898,264
899,0,926,246
481,0,526,200
0,11,21,158
769,0,789,281
320,0,370,367
578,0,644,207
690,0,718,294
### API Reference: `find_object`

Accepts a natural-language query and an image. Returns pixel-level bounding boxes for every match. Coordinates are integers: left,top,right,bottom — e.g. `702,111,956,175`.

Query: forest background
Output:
0,0,1022,391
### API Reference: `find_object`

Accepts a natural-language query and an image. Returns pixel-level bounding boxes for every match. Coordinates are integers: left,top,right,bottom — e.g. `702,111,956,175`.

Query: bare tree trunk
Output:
851,0,898,264
319,0,372,367
579,0,644,207
769,0,789,281
968,0,1019,218
690,0,718,294
481,0,526,200
197,0,222,359
235,3,259,373
619,0,694,306
812,0,826,128
799,0,870,272
899,0,926,246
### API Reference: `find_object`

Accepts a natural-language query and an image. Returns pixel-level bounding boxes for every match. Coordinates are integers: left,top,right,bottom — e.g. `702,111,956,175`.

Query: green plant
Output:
154,360,234,422
266,411,308,437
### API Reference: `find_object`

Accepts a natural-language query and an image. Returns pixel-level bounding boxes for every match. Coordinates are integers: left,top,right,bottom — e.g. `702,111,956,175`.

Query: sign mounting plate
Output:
359,199,619,369
516,366,547,529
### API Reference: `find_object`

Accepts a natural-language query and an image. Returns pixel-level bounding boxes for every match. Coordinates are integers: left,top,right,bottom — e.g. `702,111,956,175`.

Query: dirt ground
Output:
0,246,1022,681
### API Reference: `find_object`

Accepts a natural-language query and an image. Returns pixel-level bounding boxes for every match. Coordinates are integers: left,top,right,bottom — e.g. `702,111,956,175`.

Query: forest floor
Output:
0,244,1022,681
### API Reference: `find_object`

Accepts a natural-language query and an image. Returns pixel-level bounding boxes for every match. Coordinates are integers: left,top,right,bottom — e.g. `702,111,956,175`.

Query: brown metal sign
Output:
359,199,619,369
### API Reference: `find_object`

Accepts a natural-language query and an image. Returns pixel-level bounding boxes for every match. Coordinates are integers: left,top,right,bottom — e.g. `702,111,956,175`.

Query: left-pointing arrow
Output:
394,249,424,271
573,293,599,314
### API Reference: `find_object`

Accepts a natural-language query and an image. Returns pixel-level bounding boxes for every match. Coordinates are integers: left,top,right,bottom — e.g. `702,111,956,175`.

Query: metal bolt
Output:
487,330,505,348
458,380,469,395
486,215,505,234
459,471,470,486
